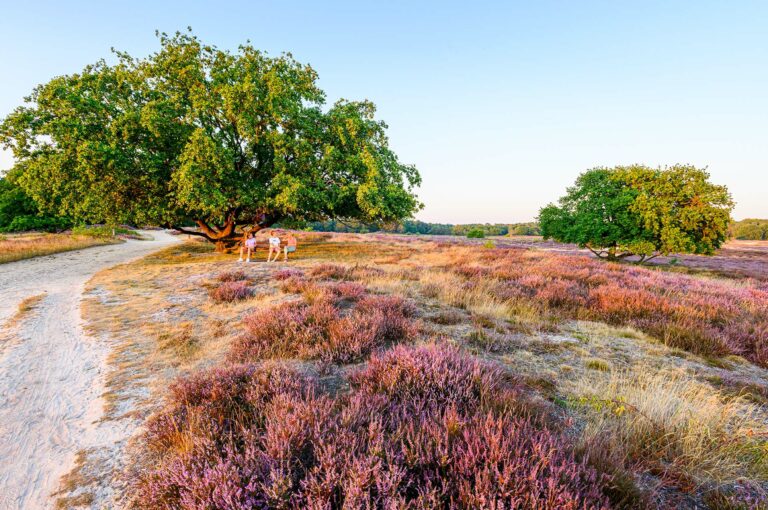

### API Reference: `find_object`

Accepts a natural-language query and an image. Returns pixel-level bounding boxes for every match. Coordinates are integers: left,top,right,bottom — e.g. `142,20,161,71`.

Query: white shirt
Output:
269,237,281,247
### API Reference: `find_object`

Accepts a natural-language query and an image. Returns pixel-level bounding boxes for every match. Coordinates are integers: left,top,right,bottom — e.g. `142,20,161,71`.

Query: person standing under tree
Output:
267,230,281,262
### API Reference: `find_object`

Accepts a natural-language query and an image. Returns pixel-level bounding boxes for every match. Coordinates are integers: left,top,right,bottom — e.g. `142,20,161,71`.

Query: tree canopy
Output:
539,165,733,261
0,31,421,248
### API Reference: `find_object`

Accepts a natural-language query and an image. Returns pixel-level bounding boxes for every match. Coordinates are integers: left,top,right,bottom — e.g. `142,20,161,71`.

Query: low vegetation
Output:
425,247,768,365
574,371,768,489
134,345,613,509
230,288,418,364
64,233,768,509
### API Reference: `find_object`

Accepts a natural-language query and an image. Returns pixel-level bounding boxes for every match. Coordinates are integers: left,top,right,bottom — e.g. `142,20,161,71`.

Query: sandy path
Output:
0,231,179,510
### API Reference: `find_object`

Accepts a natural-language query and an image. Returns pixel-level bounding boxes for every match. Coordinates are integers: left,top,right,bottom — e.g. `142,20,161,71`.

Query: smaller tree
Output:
539,165,733,262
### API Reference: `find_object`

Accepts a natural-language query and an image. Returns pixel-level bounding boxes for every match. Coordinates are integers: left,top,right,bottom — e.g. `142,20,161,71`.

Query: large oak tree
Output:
0,31,421,250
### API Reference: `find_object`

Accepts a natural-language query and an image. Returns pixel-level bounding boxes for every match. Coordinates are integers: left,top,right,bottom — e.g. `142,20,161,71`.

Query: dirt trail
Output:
0,231,179,510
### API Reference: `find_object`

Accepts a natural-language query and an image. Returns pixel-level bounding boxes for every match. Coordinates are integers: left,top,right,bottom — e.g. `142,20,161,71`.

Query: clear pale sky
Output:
1,0,766,223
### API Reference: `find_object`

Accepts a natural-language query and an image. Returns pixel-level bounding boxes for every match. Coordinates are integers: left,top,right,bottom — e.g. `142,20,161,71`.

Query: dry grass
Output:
0,233,119,264
573,370,768,489
53,450,96,509
1,294,46,349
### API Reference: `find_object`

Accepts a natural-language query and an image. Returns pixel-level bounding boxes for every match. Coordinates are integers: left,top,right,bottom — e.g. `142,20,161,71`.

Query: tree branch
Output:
585,244,608,259
172,226,211,239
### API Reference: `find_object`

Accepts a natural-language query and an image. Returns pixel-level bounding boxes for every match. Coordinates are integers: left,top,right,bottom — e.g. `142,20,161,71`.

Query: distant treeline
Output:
730,219,768,240
308,220,541,236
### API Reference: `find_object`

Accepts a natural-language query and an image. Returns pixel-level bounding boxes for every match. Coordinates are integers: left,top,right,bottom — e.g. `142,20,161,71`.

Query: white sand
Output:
0,231,179,510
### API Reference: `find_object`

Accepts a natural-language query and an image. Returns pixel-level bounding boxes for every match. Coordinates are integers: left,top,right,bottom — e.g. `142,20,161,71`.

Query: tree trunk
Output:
173,212,278,252
214,239,235,252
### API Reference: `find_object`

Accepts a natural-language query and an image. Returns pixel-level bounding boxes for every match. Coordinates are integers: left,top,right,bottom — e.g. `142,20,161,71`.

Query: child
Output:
267,230,281,262
283,233,297,262
239,232,257,263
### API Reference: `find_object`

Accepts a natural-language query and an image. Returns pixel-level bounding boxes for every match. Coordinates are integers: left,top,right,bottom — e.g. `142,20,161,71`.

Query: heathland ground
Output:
37,231,768,509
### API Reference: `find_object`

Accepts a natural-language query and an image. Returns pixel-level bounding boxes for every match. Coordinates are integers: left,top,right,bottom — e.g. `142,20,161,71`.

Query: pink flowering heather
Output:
273,268,304,281
325,281,367,301
309,263,385,281
133,345,613,509
278,275,315,295
355,295,419,342
230,294,419,364
216,270,250,282
452,249,768,365
209,280,254,303
309,263,353,280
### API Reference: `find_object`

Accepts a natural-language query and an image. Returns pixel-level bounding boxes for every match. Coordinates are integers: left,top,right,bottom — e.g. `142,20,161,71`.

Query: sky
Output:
1,0,766,223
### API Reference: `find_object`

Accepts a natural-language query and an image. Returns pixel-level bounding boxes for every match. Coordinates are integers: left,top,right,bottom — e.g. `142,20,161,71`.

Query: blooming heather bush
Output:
273,268,304,281
216,270,250,282
325,281,366,301
703,483,768,510
309,263,385,281
278,275,314,294
137,363,334,509
230,295,418,364
355,295,418,342
446,249,768,365
209,280,253,303
350,343,518,413
309,263,352,280
231,300,337,361
134,345,613,509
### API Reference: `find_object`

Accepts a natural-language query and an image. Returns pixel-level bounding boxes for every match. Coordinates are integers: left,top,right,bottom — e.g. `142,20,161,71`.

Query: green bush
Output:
72,225,136,238
0,176,72,232
467,228,485,239
0,215,72,233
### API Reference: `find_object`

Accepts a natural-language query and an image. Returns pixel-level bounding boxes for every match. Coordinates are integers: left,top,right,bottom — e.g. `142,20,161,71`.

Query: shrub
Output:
430,310,464,325
466,228,485,238
134,345,614,509
216,270,249,282
356,295,418,341
209,281,253,303
273,268,304,281
325,281,366,301
278,275,314,294
309,263,352,280
703,484,768,510
230,294,419,364
585,358,611,371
